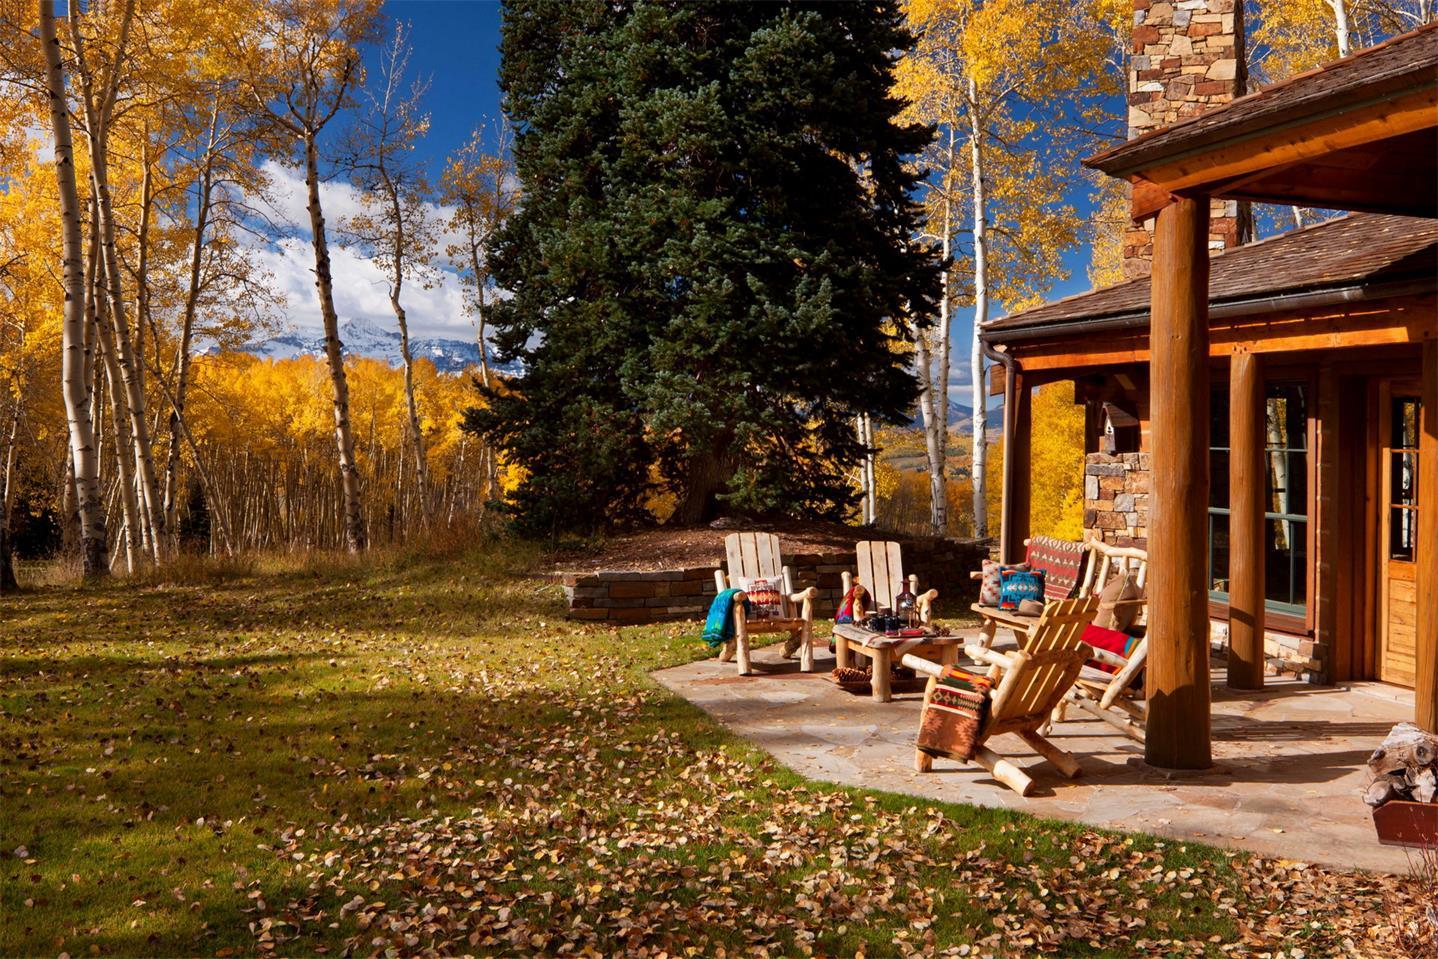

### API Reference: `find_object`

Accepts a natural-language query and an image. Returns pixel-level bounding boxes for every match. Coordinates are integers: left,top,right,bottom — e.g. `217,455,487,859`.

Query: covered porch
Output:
656,636,1417,874
987,24,1438,769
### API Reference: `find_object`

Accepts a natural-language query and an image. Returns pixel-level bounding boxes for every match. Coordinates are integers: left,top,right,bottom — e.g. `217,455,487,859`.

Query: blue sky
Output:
283,1,1100,379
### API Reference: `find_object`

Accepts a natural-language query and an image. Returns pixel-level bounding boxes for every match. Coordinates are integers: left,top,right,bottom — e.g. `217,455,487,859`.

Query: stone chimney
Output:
1122,0,1247,279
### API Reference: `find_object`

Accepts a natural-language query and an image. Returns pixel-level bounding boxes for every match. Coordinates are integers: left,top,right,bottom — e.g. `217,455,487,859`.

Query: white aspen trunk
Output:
148,356,235,556
165,132,216,547
96,304,142,573
468,237,492,391
40,0,107,577
862,414,876,526
0,387,20,591
1327,0,1351,55
303,129,367,553
915,324,945,537
933,126,956,534
967,78,990,539
69,0,162,562
382,175,429,520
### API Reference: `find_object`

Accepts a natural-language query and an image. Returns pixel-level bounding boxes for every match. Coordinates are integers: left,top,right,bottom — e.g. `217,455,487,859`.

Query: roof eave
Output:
983,276,1435,347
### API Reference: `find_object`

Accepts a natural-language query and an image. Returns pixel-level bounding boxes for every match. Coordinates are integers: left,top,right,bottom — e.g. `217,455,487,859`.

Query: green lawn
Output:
0,542,1420,957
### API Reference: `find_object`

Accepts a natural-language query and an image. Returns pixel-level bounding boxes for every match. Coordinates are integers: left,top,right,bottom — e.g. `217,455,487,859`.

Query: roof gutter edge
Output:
982,277,1435,346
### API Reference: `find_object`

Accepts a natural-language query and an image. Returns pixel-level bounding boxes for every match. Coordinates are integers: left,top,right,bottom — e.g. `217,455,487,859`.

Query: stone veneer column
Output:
1123,0,1247,279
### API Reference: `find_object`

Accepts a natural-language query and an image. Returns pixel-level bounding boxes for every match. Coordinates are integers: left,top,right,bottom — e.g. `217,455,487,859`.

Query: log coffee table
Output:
831,623,963,702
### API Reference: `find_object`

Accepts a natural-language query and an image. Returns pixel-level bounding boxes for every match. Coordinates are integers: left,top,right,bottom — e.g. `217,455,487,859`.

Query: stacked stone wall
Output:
1083,452,1150,549
1123,0,1247,278
559,539,986,625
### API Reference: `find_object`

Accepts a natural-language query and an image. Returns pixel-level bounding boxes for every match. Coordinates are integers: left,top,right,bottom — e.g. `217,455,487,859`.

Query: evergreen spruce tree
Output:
469,0,940,534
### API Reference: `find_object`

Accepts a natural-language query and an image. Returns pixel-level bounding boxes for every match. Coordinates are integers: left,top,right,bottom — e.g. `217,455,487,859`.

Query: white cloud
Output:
253,161,476,341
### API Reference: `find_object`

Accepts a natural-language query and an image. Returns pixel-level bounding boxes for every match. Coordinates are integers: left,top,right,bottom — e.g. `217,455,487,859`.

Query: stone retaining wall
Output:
559,539,987,625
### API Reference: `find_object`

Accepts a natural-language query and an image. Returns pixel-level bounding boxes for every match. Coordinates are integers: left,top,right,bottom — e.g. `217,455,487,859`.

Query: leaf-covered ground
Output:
1,542,1430,957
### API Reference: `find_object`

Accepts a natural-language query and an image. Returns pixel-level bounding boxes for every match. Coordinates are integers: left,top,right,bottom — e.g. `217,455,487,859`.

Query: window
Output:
1208,381,1309,617
1390,396,1421,562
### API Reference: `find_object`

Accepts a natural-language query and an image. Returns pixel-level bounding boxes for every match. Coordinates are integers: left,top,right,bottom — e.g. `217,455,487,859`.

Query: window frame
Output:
1206,373,1317,625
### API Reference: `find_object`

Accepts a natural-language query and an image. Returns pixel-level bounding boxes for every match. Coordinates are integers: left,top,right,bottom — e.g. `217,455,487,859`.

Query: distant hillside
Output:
909,399,976,436
231,319,519,376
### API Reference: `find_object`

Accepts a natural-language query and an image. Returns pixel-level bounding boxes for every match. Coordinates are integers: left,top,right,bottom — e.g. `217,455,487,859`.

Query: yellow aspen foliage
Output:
977,384,1086,543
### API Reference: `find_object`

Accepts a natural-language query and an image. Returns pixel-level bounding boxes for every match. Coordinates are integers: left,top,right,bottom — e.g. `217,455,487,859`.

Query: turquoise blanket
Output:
702,588,748,649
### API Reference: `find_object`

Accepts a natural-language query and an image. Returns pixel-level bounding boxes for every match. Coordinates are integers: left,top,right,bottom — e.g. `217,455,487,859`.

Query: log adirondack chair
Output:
841,541,939,625
970,533,1148,650
713,532,818,675
1058,637,1149,741
1049,535,1150,741
904,596,1100,796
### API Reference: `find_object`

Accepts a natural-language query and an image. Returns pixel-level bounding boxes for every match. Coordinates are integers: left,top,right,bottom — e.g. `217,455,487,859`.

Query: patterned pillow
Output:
998,569,1045,611
739,577,784,619
979,560,1030,607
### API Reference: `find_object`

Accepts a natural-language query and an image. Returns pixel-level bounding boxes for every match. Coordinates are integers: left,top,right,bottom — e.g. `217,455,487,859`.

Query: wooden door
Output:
1378,381,1423,687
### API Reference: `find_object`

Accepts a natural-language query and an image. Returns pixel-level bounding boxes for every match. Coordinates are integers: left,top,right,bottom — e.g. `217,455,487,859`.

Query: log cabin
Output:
982,9,1437,768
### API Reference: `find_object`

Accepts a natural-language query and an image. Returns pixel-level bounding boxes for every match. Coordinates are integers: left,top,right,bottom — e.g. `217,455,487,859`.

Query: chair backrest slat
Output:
989,596,1099,729
856,540,905,611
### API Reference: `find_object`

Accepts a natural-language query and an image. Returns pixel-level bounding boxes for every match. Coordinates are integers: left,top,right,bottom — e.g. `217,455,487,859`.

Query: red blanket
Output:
1082,624,1142,674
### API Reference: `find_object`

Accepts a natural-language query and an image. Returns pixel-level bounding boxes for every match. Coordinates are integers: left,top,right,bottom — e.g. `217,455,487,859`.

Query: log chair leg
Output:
872,647,892,702
1019,729,1081,779
835,634,850,670
799,620,814,673
915,675,937,772
978,619,997,649
734,613,752,676
972,745,1034,797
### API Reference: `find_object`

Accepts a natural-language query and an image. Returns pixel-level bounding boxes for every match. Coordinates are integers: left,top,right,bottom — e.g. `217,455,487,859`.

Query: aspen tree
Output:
899,0,1114,537
345,23,435,521
38,0,107,577
233,0,381,553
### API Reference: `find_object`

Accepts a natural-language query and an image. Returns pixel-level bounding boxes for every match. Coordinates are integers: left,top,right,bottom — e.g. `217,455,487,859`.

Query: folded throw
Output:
703,588,749,649
1081,624,1143,677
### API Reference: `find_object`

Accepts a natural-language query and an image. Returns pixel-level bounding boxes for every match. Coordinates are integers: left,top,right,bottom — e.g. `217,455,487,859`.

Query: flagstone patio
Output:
655,631,1418,875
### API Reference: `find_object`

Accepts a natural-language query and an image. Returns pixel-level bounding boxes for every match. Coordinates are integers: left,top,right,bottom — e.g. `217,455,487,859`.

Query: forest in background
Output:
0,0,1432,585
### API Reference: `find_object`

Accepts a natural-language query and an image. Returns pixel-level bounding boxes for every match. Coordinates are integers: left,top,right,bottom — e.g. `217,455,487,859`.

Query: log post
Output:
1145,197,1213,770
1227,349,1265,690
1417,339,1437,732
1000,370,1032,564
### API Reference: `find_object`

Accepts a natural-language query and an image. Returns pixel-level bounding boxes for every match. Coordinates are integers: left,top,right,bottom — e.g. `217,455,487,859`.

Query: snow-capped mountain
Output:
238,319,516,375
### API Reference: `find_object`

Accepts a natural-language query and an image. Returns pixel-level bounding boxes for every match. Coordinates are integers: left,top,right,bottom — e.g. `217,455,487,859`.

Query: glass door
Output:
1378,382,1422,687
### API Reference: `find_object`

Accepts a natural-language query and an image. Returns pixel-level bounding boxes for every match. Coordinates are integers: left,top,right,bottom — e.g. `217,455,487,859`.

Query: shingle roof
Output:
1087,23,1438,178
986,213,1438,335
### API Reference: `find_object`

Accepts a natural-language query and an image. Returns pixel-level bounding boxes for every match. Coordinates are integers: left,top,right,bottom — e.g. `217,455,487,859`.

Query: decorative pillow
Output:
1093,572,1143,632
739,576,784,620
998,569,1045,611
979,560,1029,607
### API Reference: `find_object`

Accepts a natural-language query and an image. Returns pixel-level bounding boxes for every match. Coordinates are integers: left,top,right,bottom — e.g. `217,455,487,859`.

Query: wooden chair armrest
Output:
963,645,1015,668
1087,646,1129,670
789,586,818,604
969,570,984,581
1101,644,1148,709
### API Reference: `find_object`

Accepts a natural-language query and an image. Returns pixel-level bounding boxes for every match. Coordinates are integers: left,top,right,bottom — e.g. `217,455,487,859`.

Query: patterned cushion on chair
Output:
738,577,784,619
998,569,1045,611
979,559,1029,607
1025,536,1086,601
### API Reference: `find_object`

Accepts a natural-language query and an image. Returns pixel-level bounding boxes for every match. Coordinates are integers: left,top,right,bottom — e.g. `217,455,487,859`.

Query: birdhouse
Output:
1100,402,1140,454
